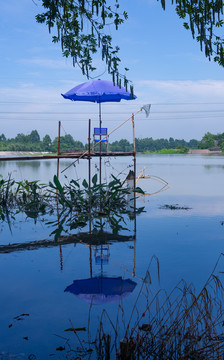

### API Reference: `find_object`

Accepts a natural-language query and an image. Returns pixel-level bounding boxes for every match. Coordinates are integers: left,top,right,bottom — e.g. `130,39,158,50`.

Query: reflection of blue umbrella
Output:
64,276,137,305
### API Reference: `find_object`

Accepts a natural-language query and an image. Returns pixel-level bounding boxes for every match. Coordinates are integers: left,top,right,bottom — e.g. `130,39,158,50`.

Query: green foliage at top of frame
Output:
35,0,224,92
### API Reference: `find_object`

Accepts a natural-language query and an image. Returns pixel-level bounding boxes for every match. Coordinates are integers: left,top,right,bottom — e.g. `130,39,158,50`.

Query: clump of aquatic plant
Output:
0,175,15,211
15,180,49,222
160,204,191,210
49,174,142,213
47,174,144,239
0,175,16,230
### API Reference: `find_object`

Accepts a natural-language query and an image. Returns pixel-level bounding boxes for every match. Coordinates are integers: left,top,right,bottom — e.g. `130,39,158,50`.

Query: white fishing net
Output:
141,104,151,117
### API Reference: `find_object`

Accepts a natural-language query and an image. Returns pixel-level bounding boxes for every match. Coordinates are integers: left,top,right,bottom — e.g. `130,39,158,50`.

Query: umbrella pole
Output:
57,121,61,179
99,101,102,185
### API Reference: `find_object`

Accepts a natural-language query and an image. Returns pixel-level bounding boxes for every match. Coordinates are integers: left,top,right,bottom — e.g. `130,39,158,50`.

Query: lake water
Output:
0,154,224,359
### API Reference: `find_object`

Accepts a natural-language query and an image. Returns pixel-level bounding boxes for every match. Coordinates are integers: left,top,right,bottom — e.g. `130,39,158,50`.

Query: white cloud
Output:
19,57,75,70
136,79,224,103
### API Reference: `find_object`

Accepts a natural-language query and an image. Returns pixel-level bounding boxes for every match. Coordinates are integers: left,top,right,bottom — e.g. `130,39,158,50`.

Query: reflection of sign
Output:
64,276,137,305
95,245,110,265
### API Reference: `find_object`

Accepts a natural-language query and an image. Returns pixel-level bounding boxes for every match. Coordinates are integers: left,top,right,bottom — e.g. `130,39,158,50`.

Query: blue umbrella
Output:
61,79,137,129
64,276,137,305
61,79,137,103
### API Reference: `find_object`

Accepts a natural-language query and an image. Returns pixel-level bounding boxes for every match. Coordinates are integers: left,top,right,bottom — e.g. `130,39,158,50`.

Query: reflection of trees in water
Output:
17,161,41,170
43,161,52,168
0,161,6,168
204,164,224,170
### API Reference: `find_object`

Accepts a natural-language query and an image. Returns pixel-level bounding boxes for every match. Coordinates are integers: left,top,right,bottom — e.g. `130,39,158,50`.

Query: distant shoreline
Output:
141,149,223,155
0,150,223,156
0,151,50,156
187,149,223,155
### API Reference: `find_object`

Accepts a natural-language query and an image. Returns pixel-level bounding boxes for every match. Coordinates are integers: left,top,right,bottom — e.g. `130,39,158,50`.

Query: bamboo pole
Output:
136,166,146,184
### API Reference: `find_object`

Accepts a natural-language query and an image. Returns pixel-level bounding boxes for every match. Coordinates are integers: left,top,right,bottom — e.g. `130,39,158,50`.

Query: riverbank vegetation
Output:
199,132,224,150
142,147,189,155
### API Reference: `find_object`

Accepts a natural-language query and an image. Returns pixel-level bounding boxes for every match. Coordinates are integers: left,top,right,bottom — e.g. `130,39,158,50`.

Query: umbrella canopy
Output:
64,276,137,305
61,79,137,103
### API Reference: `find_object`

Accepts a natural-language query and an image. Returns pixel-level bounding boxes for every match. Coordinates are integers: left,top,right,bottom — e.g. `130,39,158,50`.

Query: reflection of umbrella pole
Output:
89,207,92,278
101,244,103,276
56,120,63,272
89,245,92,278
99,101,102,185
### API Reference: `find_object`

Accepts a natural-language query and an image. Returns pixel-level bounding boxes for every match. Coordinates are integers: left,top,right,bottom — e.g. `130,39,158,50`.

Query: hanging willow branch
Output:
36,0,132,90
36,0,224,90
159,0,224,66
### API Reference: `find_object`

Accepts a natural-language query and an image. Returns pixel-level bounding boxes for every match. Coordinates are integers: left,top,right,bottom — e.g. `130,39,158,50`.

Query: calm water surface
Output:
0,154,224,358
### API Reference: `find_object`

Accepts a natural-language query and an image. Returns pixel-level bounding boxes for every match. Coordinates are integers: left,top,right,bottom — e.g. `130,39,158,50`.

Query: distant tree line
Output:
0,130,223,153
0,131,84,153
199,132,224,151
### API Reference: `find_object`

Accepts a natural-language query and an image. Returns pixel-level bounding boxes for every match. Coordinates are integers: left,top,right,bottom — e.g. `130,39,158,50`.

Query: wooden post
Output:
132,114,136,190
88,118,93,278
57,121,61,179
59,245,63,271
56,121,62,269
88,119,91,188
99,102,102,185
132,114,137,269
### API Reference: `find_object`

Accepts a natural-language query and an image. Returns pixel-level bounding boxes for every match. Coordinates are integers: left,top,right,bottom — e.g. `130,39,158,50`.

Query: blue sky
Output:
1,0,224,143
